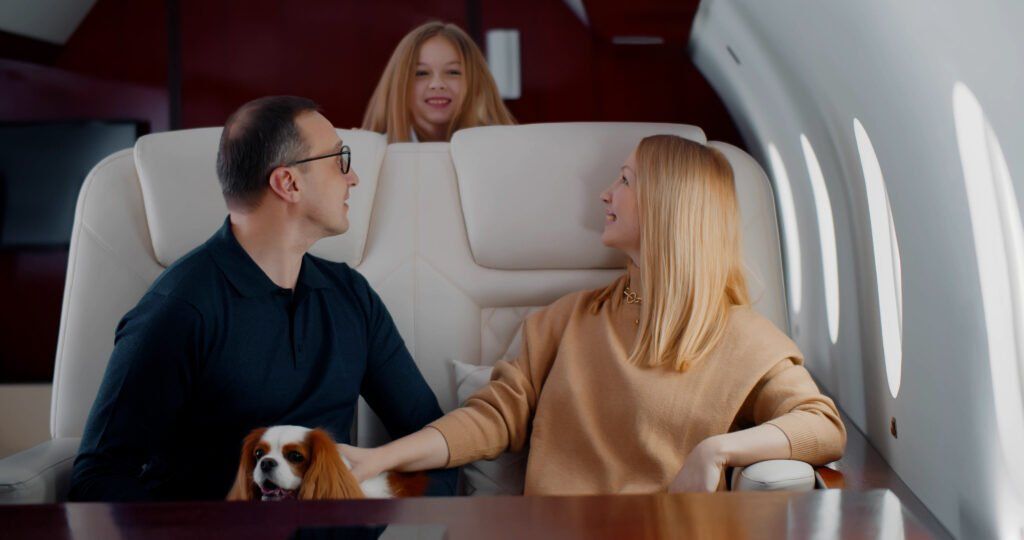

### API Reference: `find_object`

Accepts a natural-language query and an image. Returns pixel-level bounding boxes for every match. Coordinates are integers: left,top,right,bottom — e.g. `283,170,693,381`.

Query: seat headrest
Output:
707,140,789,331
450,123,706,270
134,127,386,268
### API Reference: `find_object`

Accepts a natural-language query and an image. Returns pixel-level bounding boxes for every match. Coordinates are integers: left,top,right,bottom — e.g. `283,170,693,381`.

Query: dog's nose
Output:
260,458,277,472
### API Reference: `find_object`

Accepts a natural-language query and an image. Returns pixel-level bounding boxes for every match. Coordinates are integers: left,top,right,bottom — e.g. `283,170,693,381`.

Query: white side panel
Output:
692,1,1024,537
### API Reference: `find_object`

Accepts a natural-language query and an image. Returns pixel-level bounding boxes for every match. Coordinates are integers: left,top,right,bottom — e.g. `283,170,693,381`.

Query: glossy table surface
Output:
3,489,939,539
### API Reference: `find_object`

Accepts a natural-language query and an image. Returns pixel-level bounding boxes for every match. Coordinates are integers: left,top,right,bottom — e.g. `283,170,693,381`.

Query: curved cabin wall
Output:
691,0,1024,537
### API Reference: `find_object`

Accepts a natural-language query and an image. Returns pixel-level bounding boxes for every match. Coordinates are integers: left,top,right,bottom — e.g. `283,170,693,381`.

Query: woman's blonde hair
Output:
362,21,515,142
595,135,749,371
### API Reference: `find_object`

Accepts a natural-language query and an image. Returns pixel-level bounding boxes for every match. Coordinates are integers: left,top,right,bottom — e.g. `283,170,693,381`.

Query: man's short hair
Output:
216,96,321,209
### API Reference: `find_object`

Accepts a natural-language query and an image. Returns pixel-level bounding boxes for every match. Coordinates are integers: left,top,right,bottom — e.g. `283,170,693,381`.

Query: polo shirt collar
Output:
297,252,331,291
207,217,331,297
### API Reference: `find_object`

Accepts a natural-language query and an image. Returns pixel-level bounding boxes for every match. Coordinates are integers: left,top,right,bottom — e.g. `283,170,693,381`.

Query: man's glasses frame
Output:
286,145,351,174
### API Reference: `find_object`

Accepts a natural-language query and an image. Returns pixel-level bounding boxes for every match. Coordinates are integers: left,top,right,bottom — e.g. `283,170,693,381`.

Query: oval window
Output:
953,81,1024,491
768,143,802,317
853,119,903,398
801,135,840,344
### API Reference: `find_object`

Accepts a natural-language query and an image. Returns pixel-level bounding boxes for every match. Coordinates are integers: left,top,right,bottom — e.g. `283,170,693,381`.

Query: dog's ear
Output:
227,427,267,501
298,428,365,500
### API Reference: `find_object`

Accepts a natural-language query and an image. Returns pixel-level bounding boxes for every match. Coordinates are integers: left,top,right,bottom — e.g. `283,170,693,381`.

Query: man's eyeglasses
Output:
286,145,351,174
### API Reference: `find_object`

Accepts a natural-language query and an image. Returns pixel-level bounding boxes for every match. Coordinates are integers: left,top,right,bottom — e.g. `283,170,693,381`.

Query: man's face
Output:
292,111,359,236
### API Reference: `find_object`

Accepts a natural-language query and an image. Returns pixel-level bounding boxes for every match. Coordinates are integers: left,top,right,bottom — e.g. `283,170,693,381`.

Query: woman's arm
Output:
669,357,846,493
667,424,790,493
343,343,553,480
340,427,449,481
343,296,576,480
752,358,847,464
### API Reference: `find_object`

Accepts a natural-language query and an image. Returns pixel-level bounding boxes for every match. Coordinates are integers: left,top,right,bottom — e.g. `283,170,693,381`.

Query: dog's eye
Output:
286,451,305,463
254,448,265,459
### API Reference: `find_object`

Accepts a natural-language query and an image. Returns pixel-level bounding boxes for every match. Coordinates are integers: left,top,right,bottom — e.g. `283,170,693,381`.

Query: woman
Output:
342,135,846,494
362,22,515,143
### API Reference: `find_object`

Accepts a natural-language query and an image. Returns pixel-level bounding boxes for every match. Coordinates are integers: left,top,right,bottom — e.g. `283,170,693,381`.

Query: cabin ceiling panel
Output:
0,0,96,44
582,0,699,45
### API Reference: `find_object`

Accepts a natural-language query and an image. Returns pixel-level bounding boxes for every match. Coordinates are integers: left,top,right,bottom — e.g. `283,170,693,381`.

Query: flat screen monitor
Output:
0,120,147,246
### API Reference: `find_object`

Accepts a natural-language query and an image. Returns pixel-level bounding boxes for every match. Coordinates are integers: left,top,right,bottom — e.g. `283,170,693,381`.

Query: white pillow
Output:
451,359,528,496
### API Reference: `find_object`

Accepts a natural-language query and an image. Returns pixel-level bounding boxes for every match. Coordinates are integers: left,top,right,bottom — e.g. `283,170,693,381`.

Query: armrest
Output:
0,438,81,504
729,459,823,491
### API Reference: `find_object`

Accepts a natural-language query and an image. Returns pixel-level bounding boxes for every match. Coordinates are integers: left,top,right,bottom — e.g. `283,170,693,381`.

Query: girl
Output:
362,22,515,143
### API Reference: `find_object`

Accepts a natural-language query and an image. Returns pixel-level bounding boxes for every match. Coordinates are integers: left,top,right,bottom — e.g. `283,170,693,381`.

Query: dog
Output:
226,425,427,501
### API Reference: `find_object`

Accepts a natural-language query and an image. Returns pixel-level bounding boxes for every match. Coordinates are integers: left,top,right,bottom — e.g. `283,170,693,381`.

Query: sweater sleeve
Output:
746,358,847,465
427,298,572,467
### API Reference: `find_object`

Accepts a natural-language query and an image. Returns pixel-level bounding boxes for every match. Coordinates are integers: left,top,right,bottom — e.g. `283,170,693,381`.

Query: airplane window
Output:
800,135,840,344
953,81,1024,485
853,119,903,398
767,144,802,318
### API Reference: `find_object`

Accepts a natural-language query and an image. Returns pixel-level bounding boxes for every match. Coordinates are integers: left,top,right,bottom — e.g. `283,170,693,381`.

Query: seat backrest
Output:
50,128,387,438
355,123,788,446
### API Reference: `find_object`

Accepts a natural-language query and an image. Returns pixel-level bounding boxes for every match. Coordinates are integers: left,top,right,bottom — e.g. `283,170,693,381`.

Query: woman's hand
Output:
337,428,451,481
337,444,386,482
668,437,728,493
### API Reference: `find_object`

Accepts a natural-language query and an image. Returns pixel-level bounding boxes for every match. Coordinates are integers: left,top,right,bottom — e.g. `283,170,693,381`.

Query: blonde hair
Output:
594,135,749,371
362,21,515,143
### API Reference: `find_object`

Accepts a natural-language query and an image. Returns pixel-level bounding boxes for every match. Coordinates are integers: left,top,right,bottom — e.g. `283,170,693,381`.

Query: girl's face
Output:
600,149,642,261
410,35,464,141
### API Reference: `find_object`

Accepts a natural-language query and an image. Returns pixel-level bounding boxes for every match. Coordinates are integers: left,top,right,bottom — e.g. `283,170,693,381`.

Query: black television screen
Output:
0,119,146,383
0,120,146,246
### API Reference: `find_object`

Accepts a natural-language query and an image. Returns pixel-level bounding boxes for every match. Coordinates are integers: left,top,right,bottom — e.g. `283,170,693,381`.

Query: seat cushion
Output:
451,360,527,496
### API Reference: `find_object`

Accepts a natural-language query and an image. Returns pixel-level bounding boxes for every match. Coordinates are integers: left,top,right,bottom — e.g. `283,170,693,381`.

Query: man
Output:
69,96,455,500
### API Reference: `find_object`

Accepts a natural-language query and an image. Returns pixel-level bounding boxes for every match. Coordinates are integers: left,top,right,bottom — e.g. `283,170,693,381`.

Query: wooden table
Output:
2,489,941,539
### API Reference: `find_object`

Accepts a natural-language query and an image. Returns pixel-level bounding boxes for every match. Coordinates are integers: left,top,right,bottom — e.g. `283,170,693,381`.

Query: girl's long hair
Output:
605,135,750,371
362,21,515,143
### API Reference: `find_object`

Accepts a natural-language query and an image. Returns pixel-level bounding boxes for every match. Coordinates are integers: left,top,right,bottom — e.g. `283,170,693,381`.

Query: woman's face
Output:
600,149,642,260
410,35,464,140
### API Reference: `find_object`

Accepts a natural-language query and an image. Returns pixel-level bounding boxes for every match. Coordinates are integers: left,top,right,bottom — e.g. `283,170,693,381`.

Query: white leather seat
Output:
0,122,799,504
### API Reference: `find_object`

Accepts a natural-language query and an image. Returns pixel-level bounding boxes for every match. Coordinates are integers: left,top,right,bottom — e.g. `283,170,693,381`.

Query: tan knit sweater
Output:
429,268,847,495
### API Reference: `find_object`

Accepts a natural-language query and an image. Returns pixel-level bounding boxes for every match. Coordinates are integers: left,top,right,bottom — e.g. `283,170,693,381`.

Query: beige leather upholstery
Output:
51,149,163,440
731,460,817,491
0,122,793,503
451,123,703,270
709,141,788,331
133,128,385,268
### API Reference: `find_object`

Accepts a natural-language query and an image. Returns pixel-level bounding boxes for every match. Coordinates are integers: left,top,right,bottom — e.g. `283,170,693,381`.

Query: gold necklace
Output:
623,284,642,305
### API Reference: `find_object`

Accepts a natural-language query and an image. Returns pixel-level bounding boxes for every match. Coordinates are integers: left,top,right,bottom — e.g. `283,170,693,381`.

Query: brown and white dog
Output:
226,425,427,501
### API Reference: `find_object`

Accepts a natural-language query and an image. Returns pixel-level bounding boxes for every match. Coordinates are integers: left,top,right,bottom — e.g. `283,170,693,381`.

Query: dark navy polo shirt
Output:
69,218,455,501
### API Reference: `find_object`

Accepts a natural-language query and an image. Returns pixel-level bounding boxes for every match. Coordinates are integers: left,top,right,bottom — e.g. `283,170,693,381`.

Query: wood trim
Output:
815,466,846,489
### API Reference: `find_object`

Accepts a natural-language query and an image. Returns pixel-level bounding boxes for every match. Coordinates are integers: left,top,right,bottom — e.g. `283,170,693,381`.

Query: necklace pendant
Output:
623,287,642,305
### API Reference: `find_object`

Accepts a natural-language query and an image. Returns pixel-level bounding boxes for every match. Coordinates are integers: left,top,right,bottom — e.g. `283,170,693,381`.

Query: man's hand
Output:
337,444,386,482
668,437,728,493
